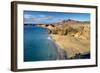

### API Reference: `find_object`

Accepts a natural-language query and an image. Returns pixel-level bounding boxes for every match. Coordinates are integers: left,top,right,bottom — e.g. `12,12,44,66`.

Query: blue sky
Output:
24,11,90,24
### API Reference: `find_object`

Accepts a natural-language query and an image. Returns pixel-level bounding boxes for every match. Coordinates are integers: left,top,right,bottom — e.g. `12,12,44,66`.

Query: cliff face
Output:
41,19,90,40
38,19,90,58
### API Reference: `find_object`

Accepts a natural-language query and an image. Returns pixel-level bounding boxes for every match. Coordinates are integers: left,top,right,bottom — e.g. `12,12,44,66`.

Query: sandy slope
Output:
50,23,90,58
51,34,90,58
38,20,90,58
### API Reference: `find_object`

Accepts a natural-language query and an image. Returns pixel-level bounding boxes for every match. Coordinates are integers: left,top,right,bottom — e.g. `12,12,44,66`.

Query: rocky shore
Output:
37,19,90,59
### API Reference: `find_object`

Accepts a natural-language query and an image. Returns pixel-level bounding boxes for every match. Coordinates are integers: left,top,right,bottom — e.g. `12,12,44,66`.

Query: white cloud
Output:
24,14,54,24
30,15,53,21
39,15,46,18
24,14,32,19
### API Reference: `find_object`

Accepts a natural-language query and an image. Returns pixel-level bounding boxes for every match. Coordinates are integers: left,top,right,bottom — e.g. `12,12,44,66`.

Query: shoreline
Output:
50,34,90,59
34,25,90,59
49,35,68,59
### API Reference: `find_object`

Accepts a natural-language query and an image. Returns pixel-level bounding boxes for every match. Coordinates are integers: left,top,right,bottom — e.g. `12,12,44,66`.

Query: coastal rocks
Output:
37,19,90,59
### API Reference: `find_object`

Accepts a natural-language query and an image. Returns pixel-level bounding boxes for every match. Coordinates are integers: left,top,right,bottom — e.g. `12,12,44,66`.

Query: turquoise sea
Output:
24,25,62,62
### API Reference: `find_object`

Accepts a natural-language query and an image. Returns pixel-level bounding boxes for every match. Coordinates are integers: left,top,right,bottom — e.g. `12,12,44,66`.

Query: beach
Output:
44,20,90,58
50,34,90,58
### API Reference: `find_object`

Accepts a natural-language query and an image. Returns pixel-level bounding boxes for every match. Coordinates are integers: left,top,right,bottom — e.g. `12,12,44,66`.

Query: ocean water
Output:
24,25,60,62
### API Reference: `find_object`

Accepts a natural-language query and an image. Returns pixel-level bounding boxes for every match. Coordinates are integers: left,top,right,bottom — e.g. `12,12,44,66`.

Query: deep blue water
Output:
24,25,60,62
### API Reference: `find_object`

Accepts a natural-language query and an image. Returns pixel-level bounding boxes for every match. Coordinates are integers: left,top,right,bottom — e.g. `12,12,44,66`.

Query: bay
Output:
24,25,60,62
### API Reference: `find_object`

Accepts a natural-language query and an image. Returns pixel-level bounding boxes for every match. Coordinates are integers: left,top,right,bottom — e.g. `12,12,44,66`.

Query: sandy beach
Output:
37,19,90,59
50,34,90,58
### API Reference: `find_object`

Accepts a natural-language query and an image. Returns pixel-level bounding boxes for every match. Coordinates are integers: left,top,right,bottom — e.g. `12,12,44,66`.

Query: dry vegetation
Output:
39,19,90,58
